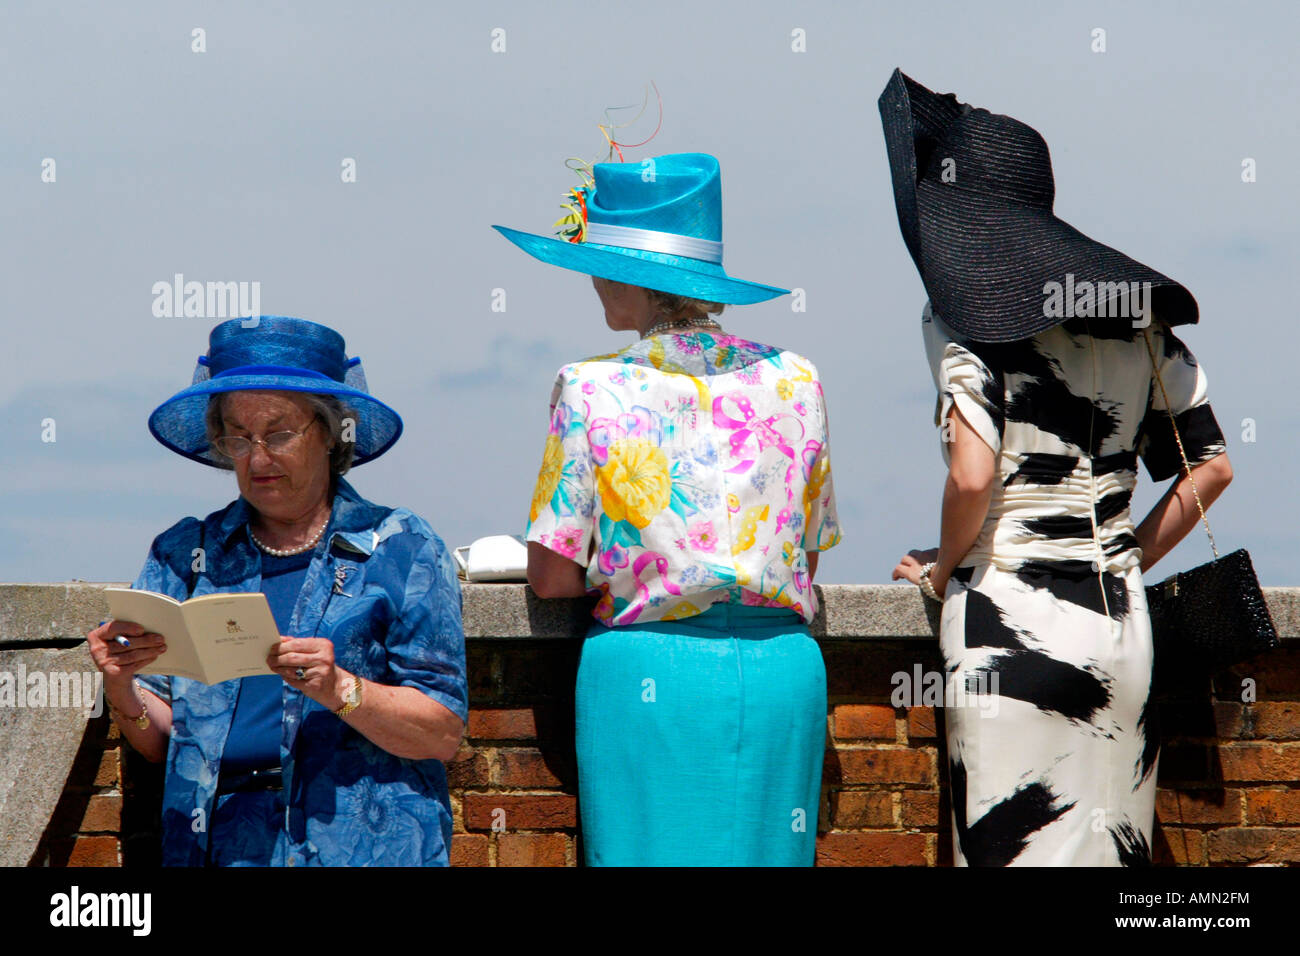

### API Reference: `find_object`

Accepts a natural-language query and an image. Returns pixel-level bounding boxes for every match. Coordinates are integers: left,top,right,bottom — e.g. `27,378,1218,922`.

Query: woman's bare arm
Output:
1134,453,1233,574
891,404,994,596
932,405,996,595
526,541,589,598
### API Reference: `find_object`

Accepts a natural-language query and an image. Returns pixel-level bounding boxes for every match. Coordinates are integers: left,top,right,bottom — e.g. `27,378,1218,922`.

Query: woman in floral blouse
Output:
495,153,841,865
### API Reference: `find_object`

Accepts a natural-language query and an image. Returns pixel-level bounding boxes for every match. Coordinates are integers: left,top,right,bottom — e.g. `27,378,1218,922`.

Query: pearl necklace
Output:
642,317,724,339
250,510,331,557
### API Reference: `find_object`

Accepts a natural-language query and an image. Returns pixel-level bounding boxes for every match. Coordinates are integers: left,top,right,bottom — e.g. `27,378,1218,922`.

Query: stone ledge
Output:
1,581,1297,643
2,581,1297,869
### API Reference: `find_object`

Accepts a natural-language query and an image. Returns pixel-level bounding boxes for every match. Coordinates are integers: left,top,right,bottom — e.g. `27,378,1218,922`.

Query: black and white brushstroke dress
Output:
922,301,1227,866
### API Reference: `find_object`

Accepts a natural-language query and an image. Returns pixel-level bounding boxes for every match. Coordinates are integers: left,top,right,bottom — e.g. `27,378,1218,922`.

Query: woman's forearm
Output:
105,679,172,762
338,676,464,762
1135,454,1232,574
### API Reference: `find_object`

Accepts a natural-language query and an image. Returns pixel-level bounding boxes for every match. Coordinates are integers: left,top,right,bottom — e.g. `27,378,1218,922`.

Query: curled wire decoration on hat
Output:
554,82,664,244
595,80,663,161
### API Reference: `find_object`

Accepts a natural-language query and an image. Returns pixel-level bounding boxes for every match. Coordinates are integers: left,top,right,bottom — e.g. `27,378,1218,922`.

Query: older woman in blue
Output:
85,316,467,867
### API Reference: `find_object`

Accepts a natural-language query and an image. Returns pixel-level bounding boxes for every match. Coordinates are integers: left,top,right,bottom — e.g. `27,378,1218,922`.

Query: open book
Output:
104,588,281,685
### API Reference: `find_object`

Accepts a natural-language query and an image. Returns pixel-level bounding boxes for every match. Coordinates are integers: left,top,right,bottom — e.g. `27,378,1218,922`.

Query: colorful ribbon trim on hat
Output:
555,180,591,244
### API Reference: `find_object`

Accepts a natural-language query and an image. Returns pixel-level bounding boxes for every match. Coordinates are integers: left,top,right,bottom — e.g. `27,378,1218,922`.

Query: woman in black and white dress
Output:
878,70,1234,865
899,304,1230,865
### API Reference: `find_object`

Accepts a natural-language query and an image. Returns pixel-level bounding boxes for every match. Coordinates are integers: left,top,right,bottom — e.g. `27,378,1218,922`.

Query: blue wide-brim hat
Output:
148,316,403,468
493,152,789,305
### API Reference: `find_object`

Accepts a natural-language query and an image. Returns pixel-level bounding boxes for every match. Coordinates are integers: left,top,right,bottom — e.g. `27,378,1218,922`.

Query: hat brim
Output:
914,182,1198,342
878,68,967,274
492,225,789,305
147,375,403,469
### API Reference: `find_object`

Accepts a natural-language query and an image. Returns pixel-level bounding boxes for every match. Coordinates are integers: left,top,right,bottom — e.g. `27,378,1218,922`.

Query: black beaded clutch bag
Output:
1147,548,1278,689
1140,329,1279,690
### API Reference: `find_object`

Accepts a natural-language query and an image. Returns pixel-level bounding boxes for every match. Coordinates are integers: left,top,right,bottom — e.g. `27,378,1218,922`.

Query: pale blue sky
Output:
2,0,1296,584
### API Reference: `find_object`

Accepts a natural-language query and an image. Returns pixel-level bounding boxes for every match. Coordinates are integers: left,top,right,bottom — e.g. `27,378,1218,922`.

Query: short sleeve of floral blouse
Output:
801,384,841,554
524,334,843,627
525,367,598,567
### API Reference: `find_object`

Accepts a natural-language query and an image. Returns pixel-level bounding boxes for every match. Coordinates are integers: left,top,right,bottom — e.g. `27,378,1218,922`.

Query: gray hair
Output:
204,392,358,476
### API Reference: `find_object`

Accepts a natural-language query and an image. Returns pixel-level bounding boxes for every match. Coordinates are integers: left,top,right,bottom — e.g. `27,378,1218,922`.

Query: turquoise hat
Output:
147,316,403,469
493,152,789,305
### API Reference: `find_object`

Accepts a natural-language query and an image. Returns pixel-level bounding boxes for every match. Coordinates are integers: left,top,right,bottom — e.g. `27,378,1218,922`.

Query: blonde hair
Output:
644,287,726,323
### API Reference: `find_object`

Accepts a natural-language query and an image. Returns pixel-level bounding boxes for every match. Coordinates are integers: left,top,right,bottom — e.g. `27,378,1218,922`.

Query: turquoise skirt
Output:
575,602,826,866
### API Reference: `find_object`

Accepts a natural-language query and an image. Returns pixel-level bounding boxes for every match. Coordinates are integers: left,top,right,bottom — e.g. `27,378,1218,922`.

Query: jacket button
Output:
287,857,296,867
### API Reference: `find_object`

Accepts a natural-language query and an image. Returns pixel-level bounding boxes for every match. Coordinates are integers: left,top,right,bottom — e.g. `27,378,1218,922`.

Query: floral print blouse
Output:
525,331,842,626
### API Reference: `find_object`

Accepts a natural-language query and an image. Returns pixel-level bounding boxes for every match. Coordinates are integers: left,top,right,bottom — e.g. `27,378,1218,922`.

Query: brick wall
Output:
447,640,581,866
32,716,123,867
30,715,165,867
34,636,1300,866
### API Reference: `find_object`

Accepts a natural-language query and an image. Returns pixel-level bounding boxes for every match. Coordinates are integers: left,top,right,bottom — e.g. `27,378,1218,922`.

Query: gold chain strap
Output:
1141,325,1219,560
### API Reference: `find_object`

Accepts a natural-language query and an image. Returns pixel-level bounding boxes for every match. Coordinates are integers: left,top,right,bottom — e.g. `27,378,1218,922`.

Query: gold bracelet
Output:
111,680,150,730
334,675,363,718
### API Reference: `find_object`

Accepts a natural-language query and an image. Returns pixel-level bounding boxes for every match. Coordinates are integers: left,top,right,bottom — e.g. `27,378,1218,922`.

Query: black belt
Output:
216,766,282,795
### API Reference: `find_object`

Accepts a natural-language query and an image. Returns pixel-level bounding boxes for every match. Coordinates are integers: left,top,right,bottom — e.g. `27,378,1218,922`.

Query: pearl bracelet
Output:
918,562,943,602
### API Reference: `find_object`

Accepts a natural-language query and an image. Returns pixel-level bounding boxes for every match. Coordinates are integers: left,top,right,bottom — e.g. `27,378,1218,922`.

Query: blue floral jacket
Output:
133,478,468,866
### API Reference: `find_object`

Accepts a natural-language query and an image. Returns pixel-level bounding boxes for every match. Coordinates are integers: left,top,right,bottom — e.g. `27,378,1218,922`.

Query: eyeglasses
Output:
212,419,320,459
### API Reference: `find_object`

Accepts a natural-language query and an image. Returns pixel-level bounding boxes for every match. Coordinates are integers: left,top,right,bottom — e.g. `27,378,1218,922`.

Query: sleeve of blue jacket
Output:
380,525,469,726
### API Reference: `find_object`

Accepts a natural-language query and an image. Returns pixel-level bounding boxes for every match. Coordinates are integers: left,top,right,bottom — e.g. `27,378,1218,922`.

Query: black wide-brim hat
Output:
879,68,1198,343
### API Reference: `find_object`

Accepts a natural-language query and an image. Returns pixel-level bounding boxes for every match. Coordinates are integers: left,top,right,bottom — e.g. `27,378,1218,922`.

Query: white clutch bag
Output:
453,534,529,582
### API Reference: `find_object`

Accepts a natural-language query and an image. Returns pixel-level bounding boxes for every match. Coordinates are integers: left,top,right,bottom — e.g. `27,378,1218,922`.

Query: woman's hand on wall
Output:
892,547,943,597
